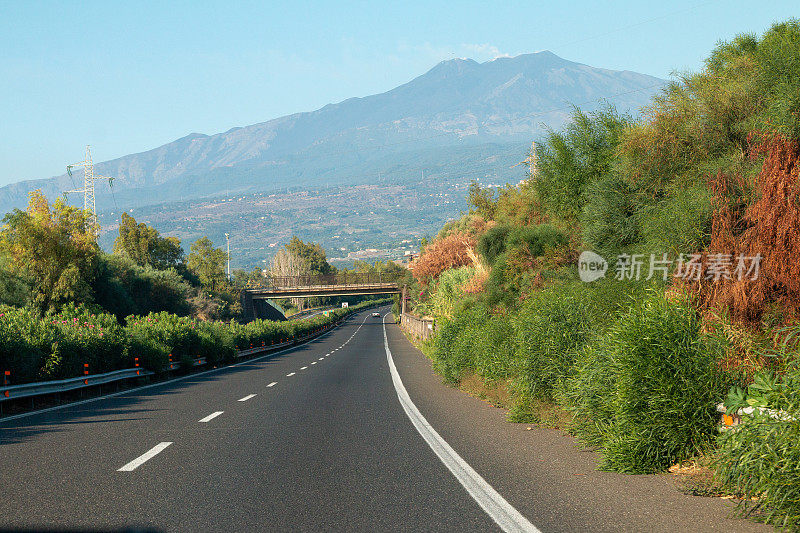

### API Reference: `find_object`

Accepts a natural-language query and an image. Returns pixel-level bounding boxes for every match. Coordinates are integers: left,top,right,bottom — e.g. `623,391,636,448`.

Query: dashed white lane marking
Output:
199,411,224,423
267,382,277,387
238,394,257,402
300,366,308,370
287,372,296,377
118,442,173,472
382,314,540,533
311,361,317,365
319,357,324,361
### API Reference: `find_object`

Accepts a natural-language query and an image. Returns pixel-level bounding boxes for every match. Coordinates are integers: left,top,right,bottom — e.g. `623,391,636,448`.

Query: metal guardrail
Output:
248,272,404,290
0,317,345,405
1,368,154,402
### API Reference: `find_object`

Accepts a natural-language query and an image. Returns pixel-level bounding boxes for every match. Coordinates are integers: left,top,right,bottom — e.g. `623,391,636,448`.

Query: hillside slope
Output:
0,51,665,213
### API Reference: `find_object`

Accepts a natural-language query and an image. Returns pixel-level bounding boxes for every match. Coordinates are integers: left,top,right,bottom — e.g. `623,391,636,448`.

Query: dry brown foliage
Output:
411,232,476,284
461,248,489,294
681,132,800,325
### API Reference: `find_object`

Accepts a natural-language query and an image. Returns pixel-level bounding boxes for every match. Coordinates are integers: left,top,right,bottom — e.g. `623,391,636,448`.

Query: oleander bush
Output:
0,298,390,384
0,305,53,383
45,304,129,379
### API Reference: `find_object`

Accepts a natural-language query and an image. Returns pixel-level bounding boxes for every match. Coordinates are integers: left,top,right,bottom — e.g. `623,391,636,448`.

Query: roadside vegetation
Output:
403,20,800,528
0,191,391,386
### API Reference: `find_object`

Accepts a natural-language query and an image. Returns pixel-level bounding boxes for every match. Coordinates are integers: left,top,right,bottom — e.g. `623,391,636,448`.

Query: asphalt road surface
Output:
0,307,770,532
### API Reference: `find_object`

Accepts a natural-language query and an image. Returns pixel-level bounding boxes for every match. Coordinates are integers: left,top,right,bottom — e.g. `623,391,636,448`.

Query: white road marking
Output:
300,366,308,370
199,411,224,423
319,357,324,361
287,372,296,377
311,361,317,365
382,314,540,533
267,382,277,387
118,442,172,472
238,394,257,402
0,313,353,425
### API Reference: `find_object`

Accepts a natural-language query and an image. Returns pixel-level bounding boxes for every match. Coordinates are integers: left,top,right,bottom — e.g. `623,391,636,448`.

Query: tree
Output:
113,212,184,269
231,267,263,289
0,190,98,312
467,181,497,220
269,247,306,277
534,105,631,223
285,236,334,276
186,237,228,289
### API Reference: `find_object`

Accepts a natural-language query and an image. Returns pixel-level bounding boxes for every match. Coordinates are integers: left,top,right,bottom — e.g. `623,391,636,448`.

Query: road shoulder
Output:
384,320,770,533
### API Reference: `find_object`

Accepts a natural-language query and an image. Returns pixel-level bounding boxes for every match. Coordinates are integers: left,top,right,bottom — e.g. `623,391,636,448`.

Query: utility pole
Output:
511,141,539,185
529,140,539,178
224,233,231,280
63,145,115,233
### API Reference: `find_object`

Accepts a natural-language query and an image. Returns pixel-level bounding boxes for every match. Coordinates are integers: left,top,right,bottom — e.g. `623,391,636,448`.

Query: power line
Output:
549,1,718,51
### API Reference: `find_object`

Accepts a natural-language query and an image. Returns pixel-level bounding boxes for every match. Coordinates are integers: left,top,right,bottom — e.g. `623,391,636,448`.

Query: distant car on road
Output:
372,312,380,317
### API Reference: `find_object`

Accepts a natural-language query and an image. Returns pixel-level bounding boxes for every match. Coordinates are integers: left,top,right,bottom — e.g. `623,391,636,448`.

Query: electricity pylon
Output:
64,145,114,232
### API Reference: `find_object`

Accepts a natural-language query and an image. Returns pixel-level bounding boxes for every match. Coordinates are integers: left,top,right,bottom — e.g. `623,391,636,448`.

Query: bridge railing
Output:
247,272,404,290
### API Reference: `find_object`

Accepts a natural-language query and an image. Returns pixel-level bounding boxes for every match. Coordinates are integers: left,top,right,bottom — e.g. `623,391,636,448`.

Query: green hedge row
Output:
0,299,390,384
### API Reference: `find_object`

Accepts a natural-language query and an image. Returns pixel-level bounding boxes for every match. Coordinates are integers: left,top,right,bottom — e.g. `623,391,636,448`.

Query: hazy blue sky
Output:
1,0,797,185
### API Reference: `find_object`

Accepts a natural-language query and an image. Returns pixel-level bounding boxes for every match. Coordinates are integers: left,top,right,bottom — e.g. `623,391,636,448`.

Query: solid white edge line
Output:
117,442,172,472
382,314,540,533
238,394,257,402
198,411,224,423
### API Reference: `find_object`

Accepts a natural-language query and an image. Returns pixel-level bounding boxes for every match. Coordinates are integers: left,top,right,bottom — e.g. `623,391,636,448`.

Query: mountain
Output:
0,51,666,216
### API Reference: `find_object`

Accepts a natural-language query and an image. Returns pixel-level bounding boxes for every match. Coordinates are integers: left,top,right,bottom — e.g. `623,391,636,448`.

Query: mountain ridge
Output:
0,51,667,214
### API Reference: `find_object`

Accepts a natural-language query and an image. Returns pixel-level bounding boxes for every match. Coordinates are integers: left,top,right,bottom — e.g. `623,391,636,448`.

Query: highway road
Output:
0,307,770,532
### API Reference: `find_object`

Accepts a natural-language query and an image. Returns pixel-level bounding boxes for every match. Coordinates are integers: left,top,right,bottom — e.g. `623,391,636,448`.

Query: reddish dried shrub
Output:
683,133,800,324
411,232,476,284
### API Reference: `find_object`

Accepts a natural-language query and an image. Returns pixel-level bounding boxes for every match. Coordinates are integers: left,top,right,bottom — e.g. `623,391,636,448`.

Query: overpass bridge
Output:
241,273,406,321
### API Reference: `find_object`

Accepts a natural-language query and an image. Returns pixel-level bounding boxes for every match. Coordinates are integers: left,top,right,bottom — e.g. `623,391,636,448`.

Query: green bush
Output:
580,173,642,259
716,368,800,529
472,311,516,382
428,266,475,319
477,225,511,264
431,299,486,383
94,254,192,319
511,286,596,408
0,288,389,384
562,339,619,445
0,305,52,382
549,278,650,442
506,224,568,257
637,184,713,258
483,253,516,308
46,304,129,379
599,293,721,473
